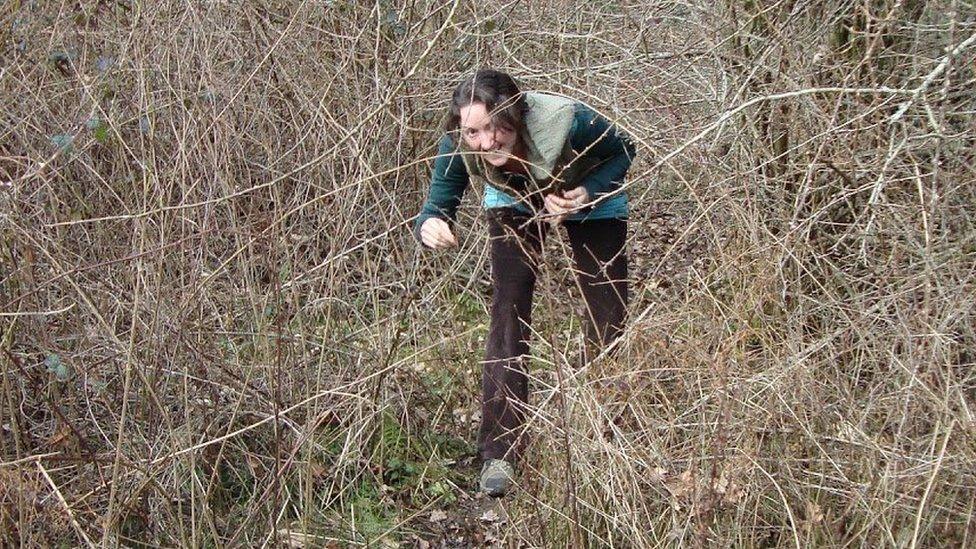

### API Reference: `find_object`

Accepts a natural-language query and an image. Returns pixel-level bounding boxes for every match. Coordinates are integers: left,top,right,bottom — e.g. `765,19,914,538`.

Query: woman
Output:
414,69,634,497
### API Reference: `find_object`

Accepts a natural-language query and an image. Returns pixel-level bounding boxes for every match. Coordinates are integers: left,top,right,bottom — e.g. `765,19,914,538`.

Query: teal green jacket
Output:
414,93,634,240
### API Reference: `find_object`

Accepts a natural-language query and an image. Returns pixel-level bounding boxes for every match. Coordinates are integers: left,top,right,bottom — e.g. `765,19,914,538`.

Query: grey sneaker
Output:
479,459,515,497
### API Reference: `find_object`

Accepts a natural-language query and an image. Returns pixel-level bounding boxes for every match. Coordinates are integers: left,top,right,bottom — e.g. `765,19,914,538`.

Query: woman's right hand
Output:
420,217,458,250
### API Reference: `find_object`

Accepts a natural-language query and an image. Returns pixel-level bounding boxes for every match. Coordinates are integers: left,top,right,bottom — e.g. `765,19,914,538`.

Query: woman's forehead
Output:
458,103,492,128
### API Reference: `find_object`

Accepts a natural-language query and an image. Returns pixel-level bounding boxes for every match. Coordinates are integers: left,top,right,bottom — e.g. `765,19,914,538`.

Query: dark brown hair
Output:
444,69,528,135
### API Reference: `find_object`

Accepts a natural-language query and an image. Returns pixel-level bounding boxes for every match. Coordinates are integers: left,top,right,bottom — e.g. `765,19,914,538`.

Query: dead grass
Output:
2,0,974,546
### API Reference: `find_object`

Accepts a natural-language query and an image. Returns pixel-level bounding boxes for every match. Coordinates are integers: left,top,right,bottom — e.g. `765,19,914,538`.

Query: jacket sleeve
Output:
414,134,470,242
569,104,636,200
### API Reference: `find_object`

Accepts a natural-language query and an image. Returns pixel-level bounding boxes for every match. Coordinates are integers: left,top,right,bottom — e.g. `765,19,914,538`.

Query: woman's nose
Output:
479,132,495,150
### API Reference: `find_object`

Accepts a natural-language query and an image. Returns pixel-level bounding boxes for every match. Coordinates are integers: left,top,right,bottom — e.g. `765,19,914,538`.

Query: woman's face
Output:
458,102,518,167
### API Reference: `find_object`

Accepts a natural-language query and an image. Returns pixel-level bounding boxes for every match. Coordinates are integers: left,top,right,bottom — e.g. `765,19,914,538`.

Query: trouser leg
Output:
479,209,546,462
564,218,629,356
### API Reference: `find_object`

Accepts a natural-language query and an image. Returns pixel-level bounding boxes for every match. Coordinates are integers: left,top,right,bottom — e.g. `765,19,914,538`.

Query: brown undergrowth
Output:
2,0,974,546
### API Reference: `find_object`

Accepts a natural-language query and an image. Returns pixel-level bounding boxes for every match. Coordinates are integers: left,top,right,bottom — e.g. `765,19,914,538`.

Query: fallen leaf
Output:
480,509,500,523
648,467,668,483
806,501,824,524
713,470,729,494
713,468,745,505
309,461,327,480
46,423,72,449
667,469,696,499
430,509,448,522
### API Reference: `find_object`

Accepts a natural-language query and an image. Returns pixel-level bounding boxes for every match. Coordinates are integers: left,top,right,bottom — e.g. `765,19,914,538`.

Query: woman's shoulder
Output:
436,133,457,149
432,133,470,177
568,102,600,130
436,133,469,159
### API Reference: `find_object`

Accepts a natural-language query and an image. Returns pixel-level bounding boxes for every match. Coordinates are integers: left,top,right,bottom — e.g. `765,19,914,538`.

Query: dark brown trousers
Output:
478,208,628,462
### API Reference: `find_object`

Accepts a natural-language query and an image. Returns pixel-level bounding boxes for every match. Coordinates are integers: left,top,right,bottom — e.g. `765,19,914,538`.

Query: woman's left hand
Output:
544,186,589,223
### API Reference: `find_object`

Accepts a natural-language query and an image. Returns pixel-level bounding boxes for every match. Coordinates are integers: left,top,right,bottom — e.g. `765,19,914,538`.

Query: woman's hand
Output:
544,186,589,223
420,217,458,250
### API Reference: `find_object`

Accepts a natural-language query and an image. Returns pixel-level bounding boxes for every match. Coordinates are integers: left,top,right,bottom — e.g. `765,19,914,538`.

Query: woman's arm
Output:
414,134,470,242
569,104,636,200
